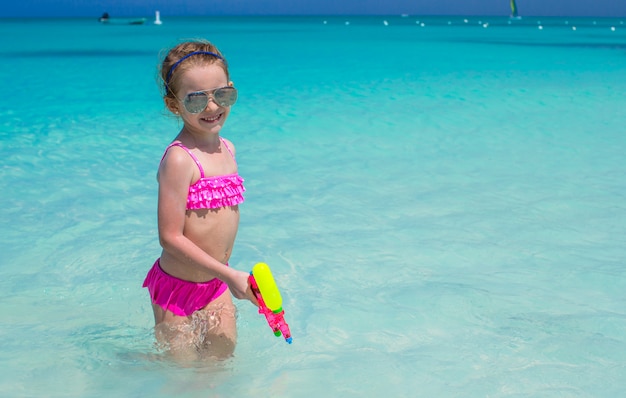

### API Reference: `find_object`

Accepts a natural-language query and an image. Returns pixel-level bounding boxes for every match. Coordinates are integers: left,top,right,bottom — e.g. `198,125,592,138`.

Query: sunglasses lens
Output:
182,87,238,113
214,87,238,107
183,92,209,113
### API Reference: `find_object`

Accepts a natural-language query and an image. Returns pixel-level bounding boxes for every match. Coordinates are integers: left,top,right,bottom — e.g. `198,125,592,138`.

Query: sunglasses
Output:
181,86,238,113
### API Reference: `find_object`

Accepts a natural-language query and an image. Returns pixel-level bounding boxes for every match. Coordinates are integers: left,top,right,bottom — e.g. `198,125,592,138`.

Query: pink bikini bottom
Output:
142,259,228,317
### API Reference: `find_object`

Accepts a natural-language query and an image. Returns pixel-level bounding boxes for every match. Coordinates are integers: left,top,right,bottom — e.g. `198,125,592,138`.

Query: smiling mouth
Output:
202,113,222,123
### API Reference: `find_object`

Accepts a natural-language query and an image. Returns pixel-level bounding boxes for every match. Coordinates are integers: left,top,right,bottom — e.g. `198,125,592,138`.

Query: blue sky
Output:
1,0,624,18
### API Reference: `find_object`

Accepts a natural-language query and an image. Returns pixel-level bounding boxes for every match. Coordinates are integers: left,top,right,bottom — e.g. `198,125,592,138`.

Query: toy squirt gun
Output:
248,262,293,344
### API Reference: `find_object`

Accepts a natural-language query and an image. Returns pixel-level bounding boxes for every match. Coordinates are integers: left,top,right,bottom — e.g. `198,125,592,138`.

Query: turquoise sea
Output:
1,15,625,397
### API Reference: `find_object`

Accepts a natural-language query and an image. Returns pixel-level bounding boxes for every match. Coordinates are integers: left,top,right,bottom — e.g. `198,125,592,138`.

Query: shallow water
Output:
1,15,625,397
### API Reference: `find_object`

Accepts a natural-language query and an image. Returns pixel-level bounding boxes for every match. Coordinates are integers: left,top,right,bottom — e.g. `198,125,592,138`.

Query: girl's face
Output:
171,64,233,135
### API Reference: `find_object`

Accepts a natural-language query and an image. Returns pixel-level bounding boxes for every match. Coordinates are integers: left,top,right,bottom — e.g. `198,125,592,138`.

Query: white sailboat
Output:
154,10,163,25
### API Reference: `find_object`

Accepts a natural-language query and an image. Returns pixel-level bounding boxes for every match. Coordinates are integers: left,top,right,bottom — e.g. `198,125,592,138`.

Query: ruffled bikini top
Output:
161,139,245,210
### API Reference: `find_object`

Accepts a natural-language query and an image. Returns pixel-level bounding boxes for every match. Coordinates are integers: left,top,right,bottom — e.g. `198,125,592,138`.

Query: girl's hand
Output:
226,269,259,305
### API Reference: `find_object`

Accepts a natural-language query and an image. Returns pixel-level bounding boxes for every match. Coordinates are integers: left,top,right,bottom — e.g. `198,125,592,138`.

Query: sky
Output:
1,0,625,18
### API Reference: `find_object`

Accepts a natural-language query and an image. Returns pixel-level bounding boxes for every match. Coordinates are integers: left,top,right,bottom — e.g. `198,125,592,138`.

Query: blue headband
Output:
165,51,223,87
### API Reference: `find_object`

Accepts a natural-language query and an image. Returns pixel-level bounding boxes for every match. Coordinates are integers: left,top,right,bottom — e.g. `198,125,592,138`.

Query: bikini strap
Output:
161,142,206,178
220,137,236,161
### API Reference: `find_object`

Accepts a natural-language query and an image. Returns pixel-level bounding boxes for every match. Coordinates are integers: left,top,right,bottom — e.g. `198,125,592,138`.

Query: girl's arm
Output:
156,147,253,301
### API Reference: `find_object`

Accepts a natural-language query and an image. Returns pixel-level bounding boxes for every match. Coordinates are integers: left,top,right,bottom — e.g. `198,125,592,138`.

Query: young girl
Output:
143,40,255,359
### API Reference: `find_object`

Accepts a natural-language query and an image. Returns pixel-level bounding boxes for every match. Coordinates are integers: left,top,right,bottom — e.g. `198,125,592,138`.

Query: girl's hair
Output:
159,40,230,100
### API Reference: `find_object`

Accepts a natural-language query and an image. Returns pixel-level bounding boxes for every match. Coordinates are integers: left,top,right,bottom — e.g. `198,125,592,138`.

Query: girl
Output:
143,40,255,359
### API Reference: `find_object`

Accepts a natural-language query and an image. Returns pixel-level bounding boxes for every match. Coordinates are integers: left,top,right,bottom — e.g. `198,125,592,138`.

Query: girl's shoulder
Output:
161,142,192,165
159,142,198,178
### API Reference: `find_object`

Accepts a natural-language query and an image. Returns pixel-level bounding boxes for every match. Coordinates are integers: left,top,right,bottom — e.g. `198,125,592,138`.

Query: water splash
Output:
153,304,238,362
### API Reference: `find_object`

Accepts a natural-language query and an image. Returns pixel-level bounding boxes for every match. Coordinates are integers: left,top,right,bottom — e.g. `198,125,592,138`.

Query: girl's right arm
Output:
157,147,255,302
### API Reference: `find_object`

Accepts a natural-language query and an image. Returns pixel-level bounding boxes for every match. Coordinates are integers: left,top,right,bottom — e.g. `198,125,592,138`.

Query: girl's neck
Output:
179,129,221,152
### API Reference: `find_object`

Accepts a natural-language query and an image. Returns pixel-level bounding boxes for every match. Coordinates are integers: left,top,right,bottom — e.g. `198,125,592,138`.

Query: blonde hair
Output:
159,40,230,101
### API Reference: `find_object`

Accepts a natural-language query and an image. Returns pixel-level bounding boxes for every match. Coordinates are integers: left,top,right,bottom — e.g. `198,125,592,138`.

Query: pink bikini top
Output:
161,139,245,210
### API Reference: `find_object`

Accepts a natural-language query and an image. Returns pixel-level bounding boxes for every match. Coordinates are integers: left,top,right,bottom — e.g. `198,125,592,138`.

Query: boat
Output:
509,0,522,20
154,10,163,25
98,12,146,25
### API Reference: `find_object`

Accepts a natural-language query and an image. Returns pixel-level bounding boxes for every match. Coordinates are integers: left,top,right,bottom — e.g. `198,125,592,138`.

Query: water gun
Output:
248,262,293,344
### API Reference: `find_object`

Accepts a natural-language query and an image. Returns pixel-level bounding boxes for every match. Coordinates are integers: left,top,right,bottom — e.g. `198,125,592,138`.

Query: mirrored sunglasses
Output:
182,87,238,113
